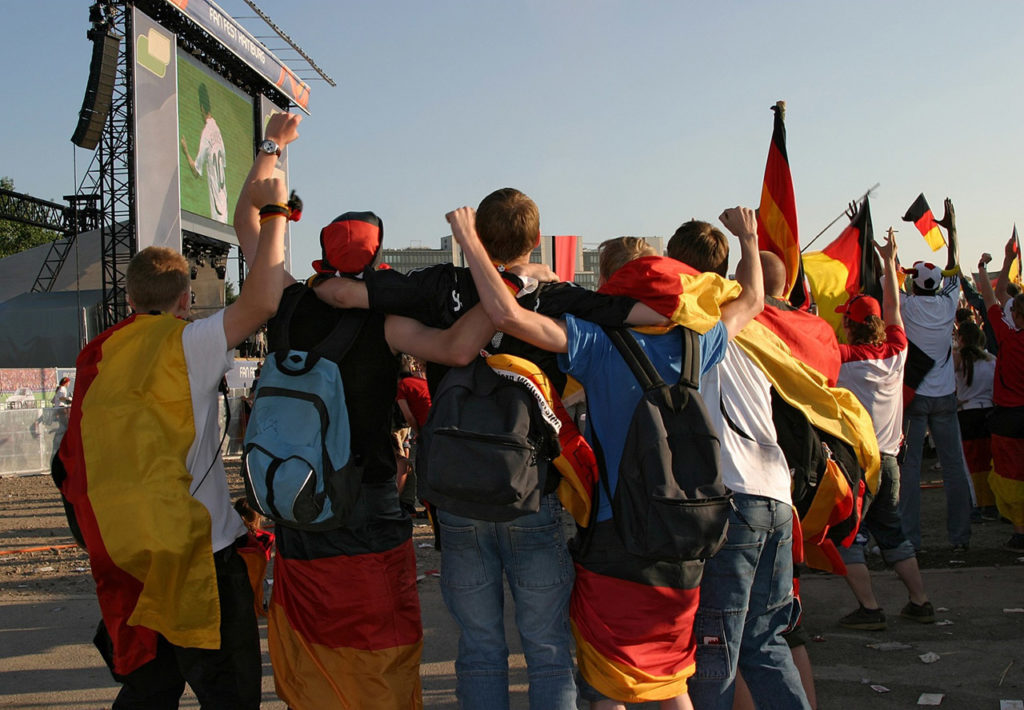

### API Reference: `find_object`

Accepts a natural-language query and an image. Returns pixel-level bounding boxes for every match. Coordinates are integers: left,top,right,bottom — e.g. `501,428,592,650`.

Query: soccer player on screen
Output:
181,83,229,223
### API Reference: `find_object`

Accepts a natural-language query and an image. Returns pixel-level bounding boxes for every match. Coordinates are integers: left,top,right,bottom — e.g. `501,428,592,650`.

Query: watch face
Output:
260,140,279,155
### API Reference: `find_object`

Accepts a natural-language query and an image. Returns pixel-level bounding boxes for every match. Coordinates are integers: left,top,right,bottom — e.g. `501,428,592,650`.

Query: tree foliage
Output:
0,177,60,259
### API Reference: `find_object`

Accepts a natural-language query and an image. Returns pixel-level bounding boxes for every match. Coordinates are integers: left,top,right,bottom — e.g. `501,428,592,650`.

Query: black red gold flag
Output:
902,193,945,251
803,197,881,340
756,101,809,307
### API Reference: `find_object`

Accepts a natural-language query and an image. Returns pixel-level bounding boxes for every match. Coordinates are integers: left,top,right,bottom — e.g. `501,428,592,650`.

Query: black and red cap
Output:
312,211,383,276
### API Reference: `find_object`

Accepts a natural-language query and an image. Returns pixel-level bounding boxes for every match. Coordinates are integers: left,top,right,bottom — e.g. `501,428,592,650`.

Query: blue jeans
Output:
688,494,810,710
840,454,916,566
437,493,576,710
900,392,973,549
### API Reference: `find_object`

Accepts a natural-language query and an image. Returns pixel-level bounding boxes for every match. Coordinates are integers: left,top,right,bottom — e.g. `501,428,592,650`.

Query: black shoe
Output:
839,605,887,630
1005,534,1024,553
900,600,935,624
950,544,969,555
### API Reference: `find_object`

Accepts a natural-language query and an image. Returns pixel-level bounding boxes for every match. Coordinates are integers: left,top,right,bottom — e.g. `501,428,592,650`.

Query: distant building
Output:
380,235,664,291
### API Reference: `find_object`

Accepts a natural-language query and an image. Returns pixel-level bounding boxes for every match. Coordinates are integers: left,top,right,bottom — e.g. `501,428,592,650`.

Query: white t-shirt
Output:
838,326,908,457
182,310,246,552
899,276,959,397
956,356,996,410
195,117,228,223
700,345,792,504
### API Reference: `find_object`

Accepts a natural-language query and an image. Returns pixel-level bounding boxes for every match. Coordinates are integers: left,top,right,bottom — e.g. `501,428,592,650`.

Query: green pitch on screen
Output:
177,55,255,226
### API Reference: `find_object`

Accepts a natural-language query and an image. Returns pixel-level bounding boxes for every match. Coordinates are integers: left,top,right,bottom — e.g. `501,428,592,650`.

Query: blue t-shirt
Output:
559,316,728,522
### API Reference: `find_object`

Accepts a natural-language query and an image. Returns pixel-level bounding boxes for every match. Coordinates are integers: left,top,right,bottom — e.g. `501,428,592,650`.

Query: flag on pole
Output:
1009,225,1022,285
756,101,809,307
803,197,882,339
552,235,579,282
902,194,945,252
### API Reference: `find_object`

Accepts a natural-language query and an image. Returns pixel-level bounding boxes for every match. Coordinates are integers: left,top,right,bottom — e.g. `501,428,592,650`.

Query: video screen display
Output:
177,53,254,226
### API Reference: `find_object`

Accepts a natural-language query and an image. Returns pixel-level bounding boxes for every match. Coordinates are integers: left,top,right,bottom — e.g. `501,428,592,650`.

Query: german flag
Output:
803,197,882,341
902,193,945,252
269,520,424,709
732,312,879,574
1009,225,1022,285
58,314,221,675
571,522,703,702
756,101,809,307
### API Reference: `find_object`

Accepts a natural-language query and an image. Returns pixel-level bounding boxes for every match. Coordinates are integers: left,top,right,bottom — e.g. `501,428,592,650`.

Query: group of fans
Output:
53,112,1024,710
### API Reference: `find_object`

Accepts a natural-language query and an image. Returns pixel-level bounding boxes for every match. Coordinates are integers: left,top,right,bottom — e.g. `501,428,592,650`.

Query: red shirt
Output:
988,304,1024,407
396,375,432,428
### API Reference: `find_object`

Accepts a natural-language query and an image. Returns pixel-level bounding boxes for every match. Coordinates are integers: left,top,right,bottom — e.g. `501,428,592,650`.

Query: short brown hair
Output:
844,314,886,345
598,237,657,282
126,246,190,313
475,188,540,264
666,220,729,276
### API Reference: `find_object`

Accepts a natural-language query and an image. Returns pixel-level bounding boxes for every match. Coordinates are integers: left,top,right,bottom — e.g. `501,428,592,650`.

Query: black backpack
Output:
593,327,731,561
417,357,560,521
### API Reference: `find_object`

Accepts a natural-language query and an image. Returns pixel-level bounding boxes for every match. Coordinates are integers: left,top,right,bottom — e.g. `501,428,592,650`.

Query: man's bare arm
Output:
878,228,903,329
995,235,1016,305
314,277,370,310
223,178,289,349
234,112,301,280
384,305,495,367
718,206,765,339
976,253,998,310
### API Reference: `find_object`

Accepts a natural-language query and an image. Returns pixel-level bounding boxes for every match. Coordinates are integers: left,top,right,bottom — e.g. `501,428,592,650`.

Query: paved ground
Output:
1,466,1022,709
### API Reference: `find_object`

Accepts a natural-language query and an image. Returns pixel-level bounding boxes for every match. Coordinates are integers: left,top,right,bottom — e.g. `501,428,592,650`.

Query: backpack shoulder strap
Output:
311,309,370,363
679,327,700,390
266,286,307,352
603,326,701,391
602,327,665,391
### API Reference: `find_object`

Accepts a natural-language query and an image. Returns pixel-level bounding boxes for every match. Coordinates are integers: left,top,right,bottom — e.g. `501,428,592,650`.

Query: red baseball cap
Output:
312,211,383,276
835,293,881,324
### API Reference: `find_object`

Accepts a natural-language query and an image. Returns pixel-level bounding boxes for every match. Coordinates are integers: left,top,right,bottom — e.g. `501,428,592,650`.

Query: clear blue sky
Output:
3,1,1022,277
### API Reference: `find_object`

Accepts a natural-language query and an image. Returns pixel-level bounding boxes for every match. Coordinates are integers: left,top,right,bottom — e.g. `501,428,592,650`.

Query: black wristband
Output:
258,204,290,218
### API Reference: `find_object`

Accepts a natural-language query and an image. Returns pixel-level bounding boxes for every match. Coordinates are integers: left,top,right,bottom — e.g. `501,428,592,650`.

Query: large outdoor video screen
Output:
177,53,254,226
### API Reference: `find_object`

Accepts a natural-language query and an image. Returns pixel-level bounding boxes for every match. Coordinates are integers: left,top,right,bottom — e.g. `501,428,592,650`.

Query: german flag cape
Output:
58,314,220,675
733,312,880,572
269,525,423,709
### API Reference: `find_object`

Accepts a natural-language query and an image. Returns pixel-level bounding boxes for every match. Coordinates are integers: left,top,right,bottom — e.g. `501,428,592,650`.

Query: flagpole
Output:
801,183,880,253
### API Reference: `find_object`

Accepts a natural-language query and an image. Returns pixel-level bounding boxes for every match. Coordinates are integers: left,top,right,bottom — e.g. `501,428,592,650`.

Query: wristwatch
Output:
258,139,281,157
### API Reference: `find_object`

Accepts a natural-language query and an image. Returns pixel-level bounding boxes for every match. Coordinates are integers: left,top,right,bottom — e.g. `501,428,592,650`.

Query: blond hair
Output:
126,247,190,313
598,237,657,282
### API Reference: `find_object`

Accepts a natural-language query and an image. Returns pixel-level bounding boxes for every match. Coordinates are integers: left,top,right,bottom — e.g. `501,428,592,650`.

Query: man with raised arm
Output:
448,204,763,710
897,198,972,553
665,225,811,710
55,112,300,709
976,242,1024,552
233,120,495,710
835,229,933,631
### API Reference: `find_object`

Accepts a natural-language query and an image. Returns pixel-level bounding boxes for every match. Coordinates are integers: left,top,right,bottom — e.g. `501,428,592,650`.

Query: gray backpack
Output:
417,357,559,521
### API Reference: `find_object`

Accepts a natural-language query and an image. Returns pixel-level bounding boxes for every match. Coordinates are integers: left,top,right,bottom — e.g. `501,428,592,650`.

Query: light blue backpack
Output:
242,296,367,530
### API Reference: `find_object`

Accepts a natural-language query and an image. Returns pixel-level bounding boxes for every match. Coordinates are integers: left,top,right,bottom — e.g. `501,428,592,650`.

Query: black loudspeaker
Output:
71,30,121,150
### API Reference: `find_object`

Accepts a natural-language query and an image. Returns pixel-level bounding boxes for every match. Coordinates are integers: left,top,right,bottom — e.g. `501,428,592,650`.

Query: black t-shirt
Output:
364,263,637,395
267,283,398,485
